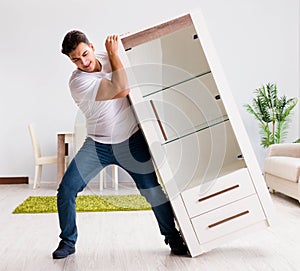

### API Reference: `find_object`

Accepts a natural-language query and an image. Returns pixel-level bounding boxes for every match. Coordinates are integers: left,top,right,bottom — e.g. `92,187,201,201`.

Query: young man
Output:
52,30,188,259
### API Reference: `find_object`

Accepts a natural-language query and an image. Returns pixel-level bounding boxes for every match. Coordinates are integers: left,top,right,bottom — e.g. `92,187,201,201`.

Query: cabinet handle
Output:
237,154,244,160
198,184,239,202
150,100,168,141
208,210,250,229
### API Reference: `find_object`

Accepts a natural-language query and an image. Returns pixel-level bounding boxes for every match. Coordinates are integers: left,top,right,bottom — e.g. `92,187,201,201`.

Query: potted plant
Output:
244,83,298,148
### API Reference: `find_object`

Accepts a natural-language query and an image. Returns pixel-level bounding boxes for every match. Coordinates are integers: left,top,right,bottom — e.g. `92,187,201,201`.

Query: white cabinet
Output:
120,10,274,257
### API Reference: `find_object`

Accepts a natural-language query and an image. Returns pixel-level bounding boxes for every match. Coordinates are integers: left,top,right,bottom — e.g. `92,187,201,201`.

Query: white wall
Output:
0,0,298,182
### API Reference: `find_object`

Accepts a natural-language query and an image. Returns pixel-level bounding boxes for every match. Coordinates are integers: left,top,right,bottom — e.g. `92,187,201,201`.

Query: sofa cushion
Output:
264,156,300,182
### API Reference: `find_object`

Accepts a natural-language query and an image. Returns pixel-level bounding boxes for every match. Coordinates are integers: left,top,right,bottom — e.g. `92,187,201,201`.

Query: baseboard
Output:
0,177,29,184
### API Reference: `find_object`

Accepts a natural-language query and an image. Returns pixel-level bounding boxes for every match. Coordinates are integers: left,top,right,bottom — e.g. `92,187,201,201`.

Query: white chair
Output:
28,123,67,189
264,143,300,202
73,111,119,191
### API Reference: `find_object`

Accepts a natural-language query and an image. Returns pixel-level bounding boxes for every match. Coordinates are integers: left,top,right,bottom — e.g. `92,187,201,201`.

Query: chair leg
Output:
99,167,118,191
103,168,107,189
100,169,105,192
112,165,118,191
33,165,42,189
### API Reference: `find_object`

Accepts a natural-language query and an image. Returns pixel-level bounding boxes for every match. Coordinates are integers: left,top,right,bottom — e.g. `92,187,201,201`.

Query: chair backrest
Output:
28,123,42,161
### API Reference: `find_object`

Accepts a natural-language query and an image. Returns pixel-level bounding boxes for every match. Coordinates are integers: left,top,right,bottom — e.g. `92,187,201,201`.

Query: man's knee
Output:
139,185,169,208
58,173,86,199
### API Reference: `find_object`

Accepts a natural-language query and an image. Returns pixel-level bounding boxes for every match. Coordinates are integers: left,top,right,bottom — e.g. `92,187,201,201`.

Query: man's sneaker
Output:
52,241,75,259
165,231,189,256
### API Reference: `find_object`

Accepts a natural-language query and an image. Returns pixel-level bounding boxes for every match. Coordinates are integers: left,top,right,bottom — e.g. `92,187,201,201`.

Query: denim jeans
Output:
57,129,178,247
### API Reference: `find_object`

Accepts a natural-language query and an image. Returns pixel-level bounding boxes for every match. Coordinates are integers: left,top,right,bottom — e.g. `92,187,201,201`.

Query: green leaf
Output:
244,83,298,148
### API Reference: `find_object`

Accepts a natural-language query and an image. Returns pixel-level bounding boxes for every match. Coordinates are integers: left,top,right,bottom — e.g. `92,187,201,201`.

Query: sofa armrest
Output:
266,143,300,158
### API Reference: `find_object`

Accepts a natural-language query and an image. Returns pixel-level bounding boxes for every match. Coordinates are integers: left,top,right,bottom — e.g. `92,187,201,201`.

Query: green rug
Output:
13,194,151,214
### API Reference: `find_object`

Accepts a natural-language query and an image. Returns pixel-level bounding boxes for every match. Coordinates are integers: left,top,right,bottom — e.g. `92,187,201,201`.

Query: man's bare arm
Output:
95,35,129,101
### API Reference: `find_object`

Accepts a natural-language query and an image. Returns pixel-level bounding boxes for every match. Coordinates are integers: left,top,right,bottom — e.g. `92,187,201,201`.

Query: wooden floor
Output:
1,181,300,271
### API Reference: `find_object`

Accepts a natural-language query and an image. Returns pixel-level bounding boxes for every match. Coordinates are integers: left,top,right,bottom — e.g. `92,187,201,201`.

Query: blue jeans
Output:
57,129,177,247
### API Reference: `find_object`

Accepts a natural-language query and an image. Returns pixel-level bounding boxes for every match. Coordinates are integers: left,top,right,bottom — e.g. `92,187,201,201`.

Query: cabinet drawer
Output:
182,168,255,217
191,194,265,244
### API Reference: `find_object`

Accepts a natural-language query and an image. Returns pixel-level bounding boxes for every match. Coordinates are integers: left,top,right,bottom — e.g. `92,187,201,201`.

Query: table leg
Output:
57,134,66,188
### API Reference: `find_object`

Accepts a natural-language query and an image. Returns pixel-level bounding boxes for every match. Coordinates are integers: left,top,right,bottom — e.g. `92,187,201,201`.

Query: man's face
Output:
69,42,99,72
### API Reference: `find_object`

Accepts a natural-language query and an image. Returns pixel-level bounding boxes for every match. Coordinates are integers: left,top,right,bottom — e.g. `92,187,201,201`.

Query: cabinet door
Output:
124,24,210,98
144,73,226,143
161,120,245,197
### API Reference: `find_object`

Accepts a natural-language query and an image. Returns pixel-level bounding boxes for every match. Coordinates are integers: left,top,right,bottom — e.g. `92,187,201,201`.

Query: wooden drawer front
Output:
182,168,255,218
191,194,265,244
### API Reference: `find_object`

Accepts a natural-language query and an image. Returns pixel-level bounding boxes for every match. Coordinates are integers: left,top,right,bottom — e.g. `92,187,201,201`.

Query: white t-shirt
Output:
69,52,139,144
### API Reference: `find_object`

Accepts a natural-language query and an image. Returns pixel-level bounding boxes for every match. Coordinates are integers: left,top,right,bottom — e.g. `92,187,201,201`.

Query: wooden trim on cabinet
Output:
198,184,240,202
150,100,168,141
121,14,193,50
208,210,250,229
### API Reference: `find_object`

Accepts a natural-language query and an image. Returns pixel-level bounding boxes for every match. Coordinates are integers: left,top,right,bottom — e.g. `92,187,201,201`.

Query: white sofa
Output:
264,143,300,202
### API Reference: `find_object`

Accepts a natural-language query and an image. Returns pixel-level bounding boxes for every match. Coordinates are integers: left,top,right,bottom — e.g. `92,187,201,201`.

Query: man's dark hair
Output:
61,30,90,56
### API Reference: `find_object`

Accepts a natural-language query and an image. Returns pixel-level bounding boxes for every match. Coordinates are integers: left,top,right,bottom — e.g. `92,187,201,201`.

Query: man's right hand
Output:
105,35,119,57
95,35,129,101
